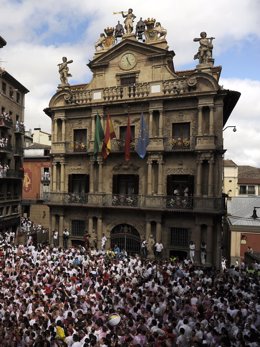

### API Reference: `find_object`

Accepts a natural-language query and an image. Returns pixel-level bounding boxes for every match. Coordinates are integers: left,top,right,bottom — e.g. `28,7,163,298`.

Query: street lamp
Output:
223,126,237,132
251,207,260,219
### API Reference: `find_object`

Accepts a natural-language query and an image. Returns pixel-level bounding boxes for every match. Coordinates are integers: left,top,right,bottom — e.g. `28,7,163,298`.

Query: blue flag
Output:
136,113,149,159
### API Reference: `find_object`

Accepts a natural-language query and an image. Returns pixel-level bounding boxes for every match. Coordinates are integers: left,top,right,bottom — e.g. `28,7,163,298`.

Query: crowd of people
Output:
20,217,49,246
0,221,259,347
0,111,12,123
0,162,9,177
0,137,9,148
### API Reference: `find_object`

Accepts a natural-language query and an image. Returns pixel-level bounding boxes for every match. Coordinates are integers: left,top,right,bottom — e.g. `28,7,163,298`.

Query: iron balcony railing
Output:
0,116,13,128
14,123,25,134
0,169,24,179
44,192,225,212
52,137,197,155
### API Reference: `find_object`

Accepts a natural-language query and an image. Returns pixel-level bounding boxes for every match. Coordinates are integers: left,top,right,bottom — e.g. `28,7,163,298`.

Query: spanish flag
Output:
102,114,116,159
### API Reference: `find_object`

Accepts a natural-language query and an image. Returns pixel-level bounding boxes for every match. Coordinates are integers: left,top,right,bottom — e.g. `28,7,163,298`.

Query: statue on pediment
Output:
136,17,145,41
121,8,136,35
95,28,116,51
58,57,73,86
95,33,106,51
115,21,124,39
154,22,167,40
193,32,215,64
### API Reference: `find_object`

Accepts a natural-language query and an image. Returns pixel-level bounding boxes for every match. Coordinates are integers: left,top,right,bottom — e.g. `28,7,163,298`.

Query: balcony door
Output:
113,174,139,195
68,174,89,194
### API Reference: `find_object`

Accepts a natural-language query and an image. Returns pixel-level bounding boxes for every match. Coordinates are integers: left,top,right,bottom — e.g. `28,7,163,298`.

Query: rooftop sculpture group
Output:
95,9,168,52
57,8,215,86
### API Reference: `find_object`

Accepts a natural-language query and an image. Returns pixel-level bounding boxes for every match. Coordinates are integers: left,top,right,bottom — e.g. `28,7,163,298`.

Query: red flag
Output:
102,114,116,159
125,116,132,161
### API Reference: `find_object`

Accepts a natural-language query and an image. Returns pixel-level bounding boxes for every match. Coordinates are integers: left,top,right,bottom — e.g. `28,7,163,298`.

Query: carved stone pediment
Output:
113,162,140,172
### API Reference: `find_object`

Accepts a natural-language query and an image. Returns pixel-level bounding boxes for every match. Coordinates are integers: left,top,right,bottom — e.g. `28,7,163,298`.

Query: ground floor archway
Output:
111,224,141,255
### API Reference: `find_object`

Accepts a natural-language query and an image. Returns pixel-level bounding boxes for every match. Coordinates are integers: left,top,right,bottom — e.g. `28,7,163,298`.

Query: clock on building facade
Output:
119,53,137,70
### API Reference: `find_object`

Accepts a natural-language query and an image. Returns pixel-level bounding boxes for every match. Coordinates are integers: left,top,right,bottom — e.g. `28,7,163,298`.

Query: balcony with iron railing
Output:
0,142,12,153
14,122,25,134
0,116,13,128
0,169,24,179
51,141,88,155
52,136,197,155
41,174,51,183
0,192,21,201
44,192,224,213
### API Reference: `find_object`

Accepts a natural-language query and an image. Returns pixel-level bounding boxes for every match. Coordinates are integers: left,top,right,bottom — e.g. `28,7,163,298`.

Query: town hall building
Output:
44,12,240,268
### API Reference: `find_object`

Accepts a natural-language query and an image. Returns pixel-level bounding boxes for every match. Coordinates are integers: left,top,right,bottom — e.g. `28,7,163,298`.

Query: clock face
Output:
120,53,137,70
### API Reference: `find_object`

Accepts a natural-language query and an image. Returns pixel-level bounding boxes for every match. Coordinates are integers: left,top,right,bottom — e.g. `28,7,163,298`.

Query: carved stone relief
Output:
113,162,140,172
165,167,195,175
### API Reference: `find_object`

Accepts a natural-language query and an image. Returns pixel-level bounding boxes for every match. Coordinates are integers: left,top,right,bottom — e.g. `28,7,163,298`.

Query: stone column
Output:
147,158,152,195
50,214,56,245
60,162,65,192
52,163,57,192
198,107,203,136
196,159,202,196
59,215,64,247
208,157,214,197
149,111,153,137
97,217,103,249
88,217,94,234
207,225,213,265
156,221,162,242
209,106,214,135
89,159,94,193
53,119,57,142
158,158,163,194
146,221,151,240
98,157,103,193
91,114,95,141
61,118,66,142
158,109,163,137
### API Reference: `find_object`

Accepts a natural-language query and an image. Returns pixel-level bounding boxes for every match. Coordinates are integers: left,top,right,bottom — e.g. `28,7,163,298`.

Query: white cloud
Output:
222,78,260,166
0,0,259,165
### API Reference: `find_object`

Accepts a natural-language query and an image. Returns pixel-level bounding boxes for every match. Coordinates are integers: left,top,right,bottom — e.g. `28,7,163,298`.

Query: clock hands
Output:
126,56,131,65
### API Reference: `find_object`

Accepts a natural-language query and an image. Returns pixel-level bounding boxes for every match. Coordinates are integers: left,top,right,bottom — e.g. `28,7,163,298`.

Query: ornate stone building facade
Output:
0,36,29,234
45,14,240,267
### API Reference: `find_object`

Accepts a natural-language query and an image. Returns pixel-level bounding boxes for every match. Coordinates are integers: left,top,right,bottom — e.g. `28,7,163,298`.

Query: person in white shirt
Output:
154,242,164,259
101,233,107,251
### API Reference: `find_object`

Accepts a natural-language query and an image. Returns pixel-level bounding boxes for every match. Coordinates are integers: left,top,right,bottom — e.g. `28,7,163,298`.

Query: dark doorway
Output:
111,224,141,255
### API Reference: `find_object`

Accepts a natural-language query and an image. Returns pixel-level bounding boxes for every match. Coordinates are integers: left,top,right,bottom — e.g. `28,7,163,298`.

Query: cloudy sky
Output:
1,0,260,166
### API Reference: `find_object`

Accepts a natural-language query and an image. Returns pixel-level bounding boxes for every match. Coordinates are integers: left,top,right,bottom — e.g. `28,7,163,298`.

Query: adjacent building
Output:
0,36,29,234
22,142,51,228
223,160,260,264
44,16,240,267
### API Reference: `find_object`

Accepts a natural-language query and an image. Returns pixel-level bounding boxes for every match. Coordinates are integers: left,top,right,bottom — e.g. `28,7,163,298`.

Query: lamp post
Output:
223,125,237,132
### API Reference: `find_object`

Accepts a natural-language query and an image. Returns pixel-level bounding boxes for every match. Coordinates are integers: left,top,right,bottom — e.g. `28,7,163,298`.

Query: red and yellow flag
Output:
102,114,116,159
